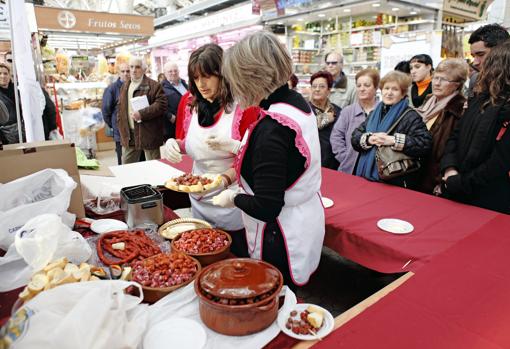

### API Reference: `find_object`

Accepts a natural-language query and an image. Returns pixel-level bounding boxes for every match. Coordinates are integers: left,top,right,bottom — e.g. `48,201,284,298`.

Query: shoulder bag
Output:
375,109,421,180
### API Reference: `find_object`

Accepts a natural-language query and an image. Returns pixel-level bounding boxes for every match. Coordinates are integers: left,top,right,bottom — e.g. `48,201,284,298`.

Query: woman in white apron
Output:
162,43,258,256
213,32,325,290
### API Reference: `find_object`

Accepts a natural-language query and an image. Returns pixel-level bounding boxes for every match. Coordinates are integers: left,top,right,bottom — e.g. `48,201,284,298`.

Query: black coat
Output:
440,93,510,213
352,106,432,189
161,78,188,139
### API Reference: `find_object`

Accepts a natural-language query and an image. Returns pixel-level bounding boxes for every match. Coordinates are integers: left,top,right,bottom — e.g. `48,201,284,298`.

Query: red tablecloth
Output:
320,168,500,273
312,213,510,349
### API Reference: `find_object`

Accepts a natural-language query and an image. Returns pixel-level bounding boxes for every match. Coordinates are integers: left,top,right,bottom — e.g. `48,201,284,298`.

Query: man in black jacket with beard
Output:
161,62,188,140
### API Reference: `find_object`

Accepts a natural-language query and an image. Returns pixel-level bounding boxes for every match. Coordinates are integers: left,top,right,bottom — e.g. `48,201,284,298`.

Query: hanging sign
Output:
443,0,494,20
34,6,154,35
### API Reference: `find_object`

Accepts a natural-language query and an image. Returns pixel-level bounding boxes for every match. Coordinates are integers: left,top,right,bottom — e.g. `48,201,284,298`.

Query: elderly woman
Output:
440,41,510,213
414,59,468,194
162,44,258,256
330,69,379,174
308,71,341,169
212,31,324,290
352,71,432,189
409,54,434,108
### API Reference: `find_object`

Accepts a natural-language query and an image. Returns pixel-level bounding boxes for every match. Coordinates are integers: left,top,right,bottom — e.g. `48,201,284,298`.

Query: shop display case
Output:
287,14,435,84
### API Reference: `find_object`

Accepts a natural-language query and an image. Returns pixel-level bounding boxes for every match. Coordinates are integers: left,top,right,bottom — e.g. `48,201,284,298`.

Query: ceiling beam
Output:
154,0,230,27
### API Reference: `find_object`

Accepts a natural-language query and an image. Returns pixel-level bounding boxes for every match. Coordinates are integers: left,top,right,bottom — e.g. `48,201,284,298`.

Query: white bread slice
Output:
28,273,49,293
64,263,79,275
306,305,324,315
43,257,68,272
46,267,64,281
19,287,34,302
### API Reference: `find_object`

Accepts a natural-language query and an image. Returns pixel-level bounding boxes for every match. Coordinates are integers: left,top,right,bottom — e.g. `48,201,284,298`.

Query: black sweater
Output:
234,84,309,222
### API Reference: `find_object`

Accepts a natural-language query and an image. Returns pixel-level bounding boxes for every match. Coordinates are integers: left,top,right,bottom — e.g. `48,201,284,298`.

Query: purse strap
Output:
385,108,413,135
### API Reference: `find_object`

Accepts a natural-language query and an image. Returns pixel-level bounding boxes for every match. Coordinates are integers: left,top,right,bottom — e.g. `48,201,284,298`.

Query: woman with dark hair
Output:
440,41,510,214
352,71,432,189
409,54,433,107
161,43,258,255
394,60,410,75
309,70,341,169
288,74,299,90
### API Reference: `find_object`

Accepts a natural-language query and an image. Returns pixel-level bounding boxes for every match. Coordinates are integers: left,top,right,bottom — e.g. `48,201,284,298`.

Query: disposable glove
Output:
206,136,241,155
212,189,238,208
162,138,182,163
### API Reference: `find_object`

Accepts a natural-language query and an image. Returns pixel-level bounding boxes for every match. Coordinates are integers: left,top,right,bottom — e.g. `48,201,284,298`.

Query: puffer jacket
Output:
117,75,167,150
352,106,432,188
440,93,510,213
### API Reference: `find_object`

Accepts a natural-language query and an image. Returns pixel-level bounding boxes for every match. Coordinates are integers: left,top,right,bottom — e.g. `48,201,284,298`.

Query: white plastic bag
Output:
0,214,92,292
2,280,148,349
0,168,76,250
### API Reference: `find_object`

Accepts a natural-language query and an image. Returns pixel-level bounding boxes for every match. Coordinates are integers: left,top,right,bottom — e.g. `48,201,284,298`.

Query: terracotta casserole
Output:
194,258,283,336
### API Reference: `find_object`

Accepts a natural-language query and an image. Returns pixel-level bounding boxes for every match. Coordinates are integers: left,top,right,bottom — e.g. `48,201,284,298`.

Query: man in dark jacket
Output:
161,61,188,140
117,57,167,164
102,62,130,164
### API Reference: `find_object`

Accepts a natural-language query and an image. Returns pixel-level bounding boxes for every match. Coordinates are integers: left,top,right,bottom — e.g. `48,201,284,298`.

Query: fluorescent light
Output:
344,8,351,12
297,18,304,21
372,3,381,7
392,7,399,11
410,11,417,14
277,22,284,25
318,13,326,17
319,2,332,8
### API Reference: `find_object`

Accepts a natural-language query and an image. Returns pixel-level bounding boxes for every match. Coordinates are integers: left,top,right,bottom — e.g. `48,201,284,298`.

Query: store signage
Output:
443,0,493,20
34,6,154,35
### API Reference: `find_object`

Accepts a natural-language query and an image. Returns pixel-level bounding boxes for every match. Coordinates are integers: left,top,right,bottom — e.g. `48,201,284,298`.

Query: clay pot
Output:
195,258,283,336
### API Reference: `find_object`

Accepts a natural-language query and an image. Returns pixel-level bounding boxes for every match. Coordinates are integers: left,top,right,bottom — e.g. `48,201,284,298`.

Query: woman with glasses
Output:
308,71,341,169
161,43,258,256
351,71,432,189
409,54,434,108
414,59,468,194
330,68,379,174
440,41,510,213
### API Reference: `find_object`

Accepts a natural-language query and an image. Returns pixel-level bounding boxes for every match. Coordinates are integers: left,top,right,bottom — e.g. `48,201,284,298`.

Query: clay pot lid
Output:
199,258,281,299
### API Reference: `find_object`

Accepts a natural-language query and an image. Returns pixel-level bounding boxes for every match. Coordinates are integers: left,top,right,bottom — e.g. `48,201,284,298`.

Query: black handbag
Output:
375,109,421,180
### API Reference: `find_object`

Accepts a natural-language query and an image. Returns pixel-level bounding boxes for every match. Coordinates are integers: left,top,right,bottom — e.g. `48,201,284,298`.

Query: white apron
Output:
183,103,244,230
235,103,325,285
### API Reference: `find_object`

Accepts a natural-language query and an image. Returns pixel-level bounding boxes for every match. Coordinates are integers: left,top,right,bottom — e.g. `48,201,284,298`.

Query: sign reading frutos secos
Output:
35,6,154,35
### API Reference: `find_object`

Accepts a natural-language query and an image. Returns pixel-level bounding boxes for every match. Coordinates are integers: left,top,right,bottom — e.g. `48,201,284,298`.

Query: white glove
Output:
212,189,238,208
162,138,182,163
206,136,241,155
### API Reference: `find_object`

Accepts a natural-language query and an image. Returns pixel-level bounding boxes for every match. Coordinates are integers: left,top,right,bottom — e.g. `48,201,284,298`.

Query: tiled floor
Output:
94,150,402,316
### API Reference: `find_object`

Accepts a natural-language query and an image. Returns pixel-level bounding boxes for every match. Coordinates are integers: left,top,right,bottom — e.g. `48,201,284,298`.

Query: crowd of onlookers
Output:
1,23,508,215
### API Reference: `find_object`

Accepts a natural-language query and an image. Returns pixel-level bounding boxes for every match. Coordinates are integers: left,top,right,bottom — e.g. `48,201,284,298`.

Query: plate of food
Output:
277,303,334,340
165,173,223,193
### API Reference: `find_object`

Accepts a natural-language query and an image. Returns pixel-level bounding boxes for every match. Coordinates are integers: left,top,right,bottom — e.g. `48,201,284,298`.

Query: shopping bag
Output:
0,168,76,250
0,214,92,292
1,280,148,349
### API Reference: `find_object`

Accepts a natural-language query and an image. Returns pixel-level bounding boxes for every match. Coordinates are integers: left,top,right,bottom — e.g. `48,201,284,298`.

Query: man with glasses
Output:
117,56,167,164
324,51,356,108
102,62,130,164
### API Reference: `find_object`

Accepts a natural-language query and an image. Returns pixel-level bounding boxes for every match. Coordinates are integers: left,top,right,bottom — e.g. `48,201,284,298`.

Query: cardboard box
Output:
0,140,85,218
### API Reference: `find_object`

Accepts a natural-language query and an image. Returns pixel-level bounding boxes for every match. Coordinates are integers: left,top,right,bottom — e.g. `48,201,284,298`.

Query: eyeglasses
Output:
326,61,339,66
311,84,328,90
130,65,142,69
432,76,457,84
120,70,130,73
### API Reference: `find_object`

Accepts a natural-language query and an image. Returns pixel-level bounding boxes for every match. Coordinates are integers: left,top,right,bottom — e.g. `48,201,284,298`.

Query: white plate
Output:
158,217,212,239
321,197,334,208
277,303,334,341
143,317,206,349
377,218,414,234
90,219,128,234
